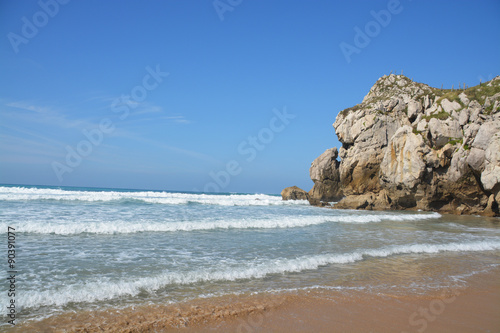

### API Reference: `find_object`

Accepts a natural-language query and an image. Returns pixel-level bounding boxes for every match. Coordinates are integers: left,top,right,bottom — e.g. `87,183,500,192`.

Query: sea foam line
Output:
7,212,441,235
7,240,500,312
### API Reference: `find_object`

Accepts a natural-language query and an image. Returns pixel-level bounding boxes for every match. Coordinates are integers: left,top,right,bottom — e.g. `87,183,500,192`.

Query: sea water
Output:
0,184,499,327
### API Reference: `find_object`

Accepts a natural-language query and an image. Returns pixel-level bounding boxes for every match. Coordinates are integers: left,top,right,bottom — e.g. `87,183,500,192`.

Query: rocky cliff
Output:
301,74,500,216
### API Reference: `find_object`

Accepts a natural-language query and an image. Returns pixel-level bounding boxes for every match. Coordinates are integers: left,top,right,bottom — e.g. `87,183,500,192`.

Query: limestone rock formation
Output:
308,148,343,205
301,74,500,216
281,186,308,201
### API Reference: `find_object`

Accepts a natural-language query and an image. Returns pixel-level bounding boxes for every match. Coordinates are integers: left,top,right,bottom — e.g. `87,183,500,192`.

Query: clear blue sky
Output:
1,0,499,194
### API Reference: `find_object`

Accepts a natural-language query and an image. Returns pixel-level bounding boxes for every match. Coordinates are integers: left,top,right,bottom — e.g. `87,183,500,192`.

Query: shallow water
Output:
1,185,499,328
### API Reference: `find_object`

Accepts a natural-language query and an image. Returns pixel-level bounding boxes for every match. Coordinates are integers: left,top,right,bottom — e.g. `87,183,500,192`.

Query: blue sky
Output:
1,0,499,194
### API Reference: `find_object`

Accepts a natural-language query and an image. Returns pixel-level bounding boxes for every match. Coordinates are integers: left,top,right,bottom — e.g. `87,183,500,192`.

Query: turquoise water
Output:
1,184,499,326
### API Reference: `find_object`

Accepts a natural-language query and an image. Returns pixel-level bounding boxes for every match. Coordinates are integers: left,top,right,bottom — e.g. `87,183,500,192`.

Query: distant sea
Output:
1,184,499,327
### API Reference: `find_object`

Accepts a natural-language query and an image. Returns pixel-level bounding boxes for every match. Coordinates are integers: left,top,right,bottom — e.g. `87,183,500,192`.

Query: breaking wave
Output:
8,212,442,235
10,240,500,311
0,186,307,206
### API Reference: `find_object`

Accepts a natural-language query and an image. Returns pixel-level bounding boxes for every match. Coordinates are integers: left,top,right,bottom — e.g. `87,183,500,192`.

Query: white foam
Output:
7,212,442,235
7,240,499,312
445,223,500,234
362,241,500,258
0,186,308,206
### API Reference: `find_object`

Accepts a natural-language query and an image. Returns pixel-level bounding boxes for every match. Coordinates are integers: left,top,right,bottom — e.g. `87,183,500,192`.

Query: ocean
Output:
1,184,499,329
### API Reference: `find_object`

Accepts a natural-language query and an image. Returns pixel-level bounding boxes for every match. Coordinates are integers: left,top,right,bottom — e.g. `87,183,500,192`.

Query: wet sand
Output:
216,285,500,333
12,267,500,333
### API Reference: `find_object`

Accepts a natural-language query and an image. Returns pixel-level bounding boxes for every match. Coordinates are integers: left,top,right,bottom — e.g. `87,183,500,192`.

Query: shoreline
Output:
327,203,500,218
307,198,500,218
325,205,500,220
12,267,500,333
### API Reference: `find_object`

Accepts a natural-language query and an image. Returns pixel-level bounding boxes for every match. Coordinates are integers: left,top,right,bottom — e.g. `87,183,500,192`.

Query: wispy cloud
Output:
0,123,68,148
6,101,51,114
69,93,191,125
139,137,220,164
106,131,221,165
4,101,93,129
2,99,205,168
162,115,191,124
0,131,65,166
0,132,62,158
132,105,163,116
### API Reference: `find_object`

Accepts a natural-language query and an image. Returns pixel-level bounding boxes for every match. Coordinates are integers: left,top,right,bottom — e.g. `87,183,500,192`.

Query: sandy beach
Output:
2,0,500,332
13,266,500,333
